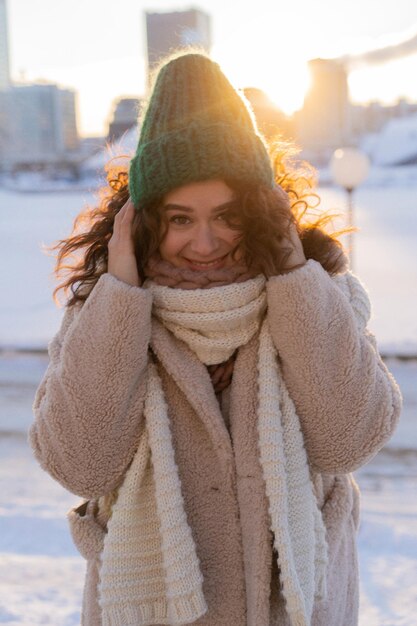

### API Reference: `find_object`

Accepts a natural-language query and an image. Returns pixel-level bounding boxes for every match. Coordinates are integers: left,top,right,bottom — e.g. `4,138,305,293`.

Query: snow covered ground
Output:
0,353,416,625
0,435,84,626
0,175,416,624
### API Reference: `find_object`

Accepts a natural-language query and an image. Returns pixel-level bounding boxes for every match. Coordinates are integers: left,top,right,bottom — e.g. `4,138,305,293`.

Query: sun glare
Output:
262,63,312,115
348,54,417,105
218,52,312,117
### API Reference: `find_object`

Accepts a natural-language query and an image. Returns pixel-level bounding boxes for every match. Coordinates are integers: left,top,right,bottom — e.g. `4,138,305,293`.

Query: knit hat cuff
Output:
128,121,274,208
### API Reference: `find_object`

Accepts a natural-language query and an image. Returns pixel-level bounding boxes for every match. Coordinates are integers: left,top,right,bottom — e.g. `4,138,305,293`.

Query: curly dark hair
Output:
48,138,355,307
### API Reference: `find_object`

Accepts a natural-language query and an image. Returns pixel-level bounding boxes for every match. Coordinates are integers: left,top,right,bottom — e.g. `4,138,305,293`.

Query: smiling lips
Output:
183,253,229,270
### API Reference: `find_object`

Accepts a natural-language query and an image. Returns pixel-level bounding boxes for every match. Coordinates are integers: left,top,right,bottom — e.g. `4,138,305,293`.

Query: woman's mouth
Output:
183,254,229,271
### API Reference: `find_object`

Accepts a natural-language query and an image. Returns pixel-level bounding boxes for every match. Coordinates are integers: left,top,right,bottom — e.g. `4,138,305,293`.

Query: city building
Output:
2,83,79,170
296,58,350,163
350,98,417,140
0,0,10,90
145,8,211,82
107,97,141,142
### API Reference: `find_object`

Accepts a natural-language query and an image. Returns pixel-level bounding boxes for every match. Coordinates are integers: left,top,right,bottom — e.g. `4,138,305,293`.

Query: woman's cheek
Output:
159,229,187,262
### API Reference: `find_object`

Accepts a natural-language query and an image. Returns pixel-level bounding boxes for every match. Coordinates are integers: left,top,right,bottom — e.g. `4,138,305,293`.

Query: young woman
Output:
29,51,402,626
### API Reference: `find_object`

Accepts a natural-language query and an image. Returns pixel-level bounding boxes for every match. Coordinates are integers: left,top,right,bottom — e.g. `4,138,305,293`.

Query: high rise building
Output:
0,0,11,90
107,97,141,142
3,83,79,168
297,59,350,160
145,9,211,82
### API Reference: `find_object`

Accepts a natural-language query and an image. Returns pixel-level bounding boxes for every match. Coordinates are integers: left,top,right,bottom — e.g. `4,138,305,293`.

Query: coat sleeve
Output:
266,259,402,474
28,272,153,498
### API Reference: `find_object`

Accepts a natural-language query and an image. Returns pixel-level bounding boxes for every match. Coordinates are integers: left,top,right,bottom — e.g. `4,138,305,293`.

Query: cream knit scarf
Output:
98,275,328,626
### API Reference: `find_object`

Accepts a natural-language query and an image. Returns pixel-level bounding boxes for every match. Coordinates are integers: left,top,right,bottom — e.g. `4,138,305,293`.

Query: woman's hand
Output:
275,221,307,276
108,198,141,287
263,185,307,277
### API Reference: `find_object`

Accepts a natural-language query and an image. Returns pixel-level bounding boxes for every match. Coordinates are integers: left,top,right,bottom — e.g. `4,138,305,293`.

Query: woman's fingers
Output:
110,200,135,243
107,198,140,287
114,199,135,232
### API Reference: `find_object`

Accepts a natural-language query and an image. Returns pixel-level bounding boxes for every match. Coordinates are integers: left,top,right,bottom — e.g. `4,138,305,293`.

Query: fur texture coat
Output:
29,259,402,625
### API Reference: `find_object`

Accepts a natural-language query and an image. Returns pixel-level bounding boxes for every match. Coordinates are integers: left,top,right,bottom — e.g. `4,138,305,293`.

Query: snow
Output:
360,113,417,166
0,174,416,624
357,470,417,626
0,437,84,625
317,184,417,356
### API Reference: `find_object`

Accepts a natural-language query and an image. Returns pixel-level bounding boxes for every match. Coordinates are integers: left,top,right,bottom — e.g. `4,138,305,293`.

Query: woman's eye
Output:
170,215,190,225
216,211,239,226
217,212,234,223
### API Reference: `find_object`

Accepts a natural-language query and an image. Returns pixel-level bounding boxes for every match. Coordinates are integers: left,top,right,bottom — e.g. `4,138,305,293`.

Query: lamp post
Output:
329,147,370,273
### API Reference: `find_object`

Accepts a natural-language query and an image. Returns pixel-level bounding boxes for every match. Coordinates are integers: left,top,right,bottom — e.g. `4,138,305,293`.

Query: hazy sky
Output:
7,0,417,136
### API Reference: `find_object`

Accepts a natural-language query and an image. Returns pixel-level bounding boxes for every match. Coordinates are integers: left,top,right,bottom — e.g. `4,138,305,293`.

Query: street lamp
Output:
329,147,370,273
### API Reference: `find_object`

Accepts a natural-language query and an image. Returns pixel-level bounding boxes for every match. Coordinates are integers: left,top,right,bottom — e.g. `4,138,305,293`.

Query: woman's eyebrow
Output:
162,201,237,212
162,204,193,212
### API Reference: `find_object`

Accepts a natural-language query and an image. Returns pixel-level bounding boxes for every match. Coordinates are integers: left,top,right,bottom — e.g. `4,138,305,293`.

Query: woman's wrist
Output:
107,267,141,288
275,261,307,275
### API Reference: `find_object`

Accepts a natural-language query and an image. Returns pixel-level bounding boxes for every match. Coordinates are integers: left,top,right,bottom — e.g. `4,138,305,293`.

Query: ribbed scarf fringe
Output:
98,275,328,626
257,320,328,625
98,363,208,625
102,593,207,626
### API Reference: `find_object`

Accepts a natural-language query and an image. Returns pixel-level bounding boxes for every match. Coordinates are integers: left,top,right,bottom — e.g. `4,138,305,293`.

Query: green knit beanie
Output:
128,51,274,208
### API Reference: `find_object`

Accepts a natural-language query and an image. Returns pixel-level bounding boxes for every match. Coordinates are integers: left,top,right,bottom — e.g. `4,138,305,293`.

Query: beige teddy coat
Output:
29,259,402,626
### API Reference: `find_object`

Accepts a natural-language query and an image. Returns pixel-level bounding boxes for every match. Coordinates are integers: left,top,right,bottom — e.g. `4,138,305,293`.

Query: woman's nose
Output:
190,224,219,256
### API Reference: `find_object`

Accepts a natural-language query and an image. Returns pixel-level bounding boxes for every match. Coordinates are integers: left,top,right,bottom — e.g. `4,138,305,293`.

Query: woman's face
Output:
158,179,243,270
